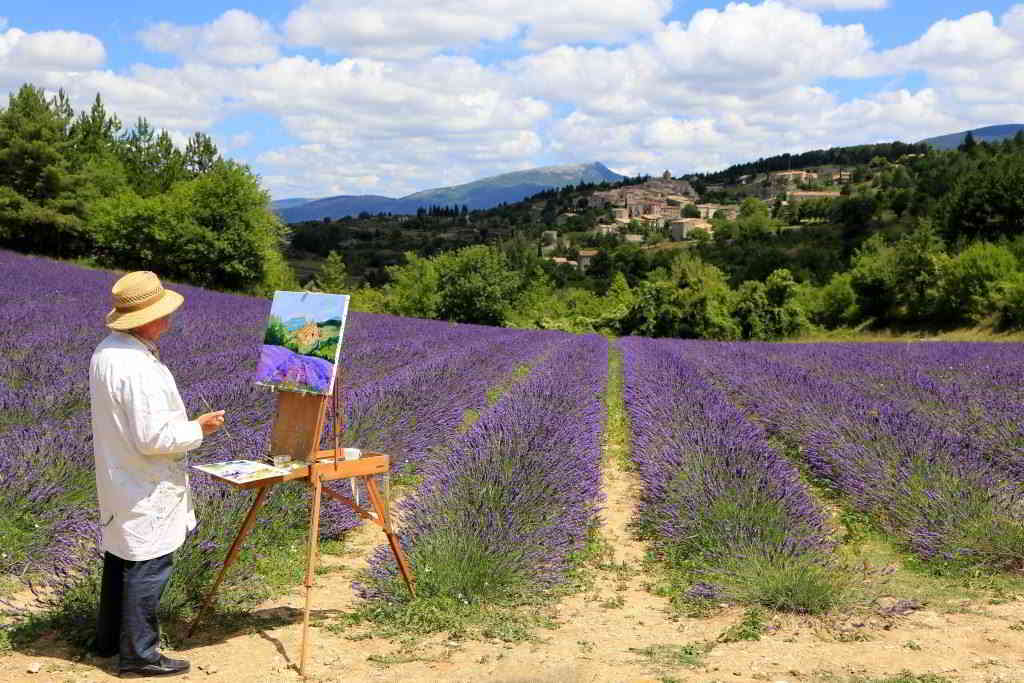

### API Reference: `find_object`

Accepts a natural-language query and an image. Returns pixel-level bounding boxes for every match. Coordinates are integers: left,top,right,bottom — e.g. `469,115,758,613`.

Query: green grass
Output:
602,338,630,469
837,527,1024,612
794,325,1024,343
628,642,709,670
485,363,532,406
827,673,953,683
717,608,766,643
332,587,559,645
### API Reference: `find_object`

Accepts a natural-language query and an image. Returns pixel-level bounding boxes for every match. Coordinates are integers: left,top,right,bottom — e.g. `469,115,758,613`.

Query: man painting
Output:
89,271,225,677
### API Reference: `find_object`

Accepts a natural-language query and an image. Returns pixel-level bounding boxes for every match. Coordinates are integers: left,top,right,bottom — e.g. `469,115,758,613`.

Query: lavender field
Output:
622,336,1024,613
0,250,586,638
2,247,1024,649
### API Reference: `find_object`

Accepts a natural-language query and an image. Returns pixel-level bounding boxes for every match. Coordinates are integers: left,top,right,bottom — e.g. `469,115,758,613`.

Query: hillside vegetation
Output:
0,83,294,294
297,135,1024,340
3,79,1024,341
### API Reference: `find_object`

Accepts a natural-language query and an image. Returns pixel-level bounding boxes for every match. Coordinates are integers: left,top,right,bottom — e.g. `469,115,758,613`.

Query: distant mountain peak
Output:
273,161,625,223
920,124,1024,150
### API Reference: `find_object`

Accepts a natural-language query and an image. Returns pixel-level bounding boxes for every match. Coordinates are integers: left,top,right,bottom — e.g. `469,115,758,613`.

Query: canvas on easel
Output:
257,290,349,397
189,289,414,679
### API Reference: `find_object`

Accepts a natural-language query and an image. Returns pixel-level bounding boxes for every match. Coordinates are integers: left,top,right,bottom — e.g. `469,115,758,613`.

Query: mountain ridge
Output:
273,161,624,223
919,124,1024,150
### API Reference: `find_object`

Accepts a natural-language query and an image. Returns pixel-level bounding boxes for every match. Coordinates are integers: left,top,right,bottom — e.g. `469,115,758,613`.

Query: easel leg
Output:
188,484,273,638
300,474,324,678
365,476,416,598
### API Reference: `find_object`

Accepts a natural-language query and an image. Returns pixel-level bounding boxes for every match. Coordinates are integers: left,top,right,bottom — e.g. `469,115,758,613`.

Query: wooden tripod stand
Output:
188,385,415,677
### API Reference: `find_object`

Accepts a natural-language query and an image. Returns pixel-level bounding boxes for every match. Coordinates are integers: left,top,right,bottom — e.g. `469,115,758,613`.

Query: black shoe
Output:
119,655,190,677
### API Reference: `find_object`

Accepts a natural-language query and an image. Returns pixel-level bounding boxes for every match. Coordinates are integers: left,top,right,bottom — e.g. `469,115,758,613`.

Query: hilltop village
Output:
540,168,848,270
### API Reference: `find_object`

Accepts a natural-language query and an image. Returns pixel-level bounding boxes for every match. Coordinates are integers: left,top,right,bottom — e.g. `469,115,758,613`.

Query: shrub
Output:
939,241,1018,323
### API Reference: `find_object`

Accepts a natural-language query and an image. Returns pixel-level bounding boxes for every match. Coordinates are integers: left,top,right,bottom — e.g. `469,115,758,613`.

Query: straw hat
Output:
106,271,184,330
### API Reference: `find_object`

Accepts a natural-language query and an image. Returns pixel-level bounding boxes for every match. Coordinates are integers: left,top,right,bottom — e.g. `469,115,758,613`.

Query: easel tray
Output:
193,451,391,489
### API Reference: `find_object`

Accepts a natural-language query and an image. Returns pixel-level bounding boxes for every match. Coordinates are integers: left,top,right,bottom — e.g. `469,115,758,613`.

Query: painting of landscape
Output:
256,291,349,395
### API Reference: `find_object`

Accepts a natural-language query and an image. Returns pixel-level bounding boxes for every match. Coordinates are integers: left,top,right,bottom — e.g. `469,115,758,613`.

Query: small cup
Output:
342,448,361,461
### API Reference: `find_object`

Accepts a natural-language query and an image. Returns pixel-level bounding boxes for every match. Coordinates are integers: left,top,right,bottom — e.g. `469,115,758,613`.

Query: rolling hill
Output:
920,124,1024,150
273,161,624,223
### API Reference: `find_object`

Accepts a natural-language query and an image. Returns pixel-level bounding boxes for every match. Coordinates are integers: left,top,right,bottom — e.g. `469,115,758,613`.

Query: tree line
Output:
309,138,1024,338
0,83,294,293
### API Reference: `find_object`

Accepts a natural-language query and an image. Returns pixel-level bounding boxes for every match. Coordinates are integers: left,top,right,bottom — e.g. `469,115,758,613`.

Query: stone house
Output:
660,205,682,220
670,218,713,241
577,249,599,271
665,194,695,206
623,234,644,244
787,190,840,201
639,214,667,228
697,204,739,220
771,170,817,185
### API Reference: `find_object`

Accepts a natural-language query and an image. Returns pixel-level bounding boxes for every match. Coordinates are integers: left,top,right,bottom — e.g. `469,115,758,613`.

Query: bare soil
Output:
4,455,1024,683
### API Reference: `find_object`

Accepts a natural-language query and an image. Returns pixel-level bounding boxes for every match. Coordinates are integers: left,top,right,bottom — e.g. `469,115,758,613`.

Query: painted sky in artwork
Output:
7,1,1024,198
269,291,347,325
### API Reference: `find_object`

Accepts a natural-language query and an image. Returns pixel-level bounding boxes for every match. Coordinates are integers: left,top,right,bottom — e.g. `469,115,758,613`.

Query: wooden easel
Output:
188,383,415,678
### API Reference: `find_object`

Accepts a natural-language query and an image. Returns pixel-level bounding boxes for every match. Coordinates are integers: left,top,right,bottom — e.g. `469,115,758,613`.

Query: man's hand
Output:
197,410,226,436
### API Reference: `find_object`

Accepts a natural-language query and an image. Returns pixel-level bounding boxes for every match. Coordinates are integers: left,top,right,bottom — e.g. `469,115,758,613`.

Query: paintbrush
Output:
199,394,232,439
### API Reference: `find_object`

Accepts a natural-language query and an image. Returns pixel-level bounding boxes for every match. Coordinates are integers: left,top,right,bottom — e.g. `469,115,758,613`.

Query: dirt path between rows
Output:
5,449,1024,683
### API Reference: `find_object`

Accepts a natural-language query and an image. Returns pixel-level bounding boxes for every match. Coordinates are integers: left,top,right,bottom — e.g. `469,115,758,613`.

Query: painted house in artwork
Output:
296,320,321,349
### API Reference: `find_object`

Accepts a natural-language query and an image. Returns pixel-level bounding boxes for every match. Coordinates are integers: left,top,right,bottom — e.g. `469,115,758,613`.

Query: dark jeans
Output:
94,550,174,668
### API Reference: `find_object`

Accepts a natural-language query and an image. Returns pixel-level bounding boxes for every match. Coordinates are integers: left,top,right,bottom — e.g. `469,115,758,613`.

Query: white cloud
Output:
880,11,1017,69
0,27,105,72
783,0,887,10
139,10,279,65
283,0,671,59
12,3,1024,200
654,2,874,89
642,117,723,148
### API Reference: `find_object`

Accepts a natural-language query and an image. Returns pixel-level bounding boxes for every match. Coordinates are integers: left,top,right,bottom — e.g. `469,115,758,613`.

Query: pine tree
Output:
69,93,122,162
0,84,85,255
314,250,349,293
184,132,220,176
959,130,977,153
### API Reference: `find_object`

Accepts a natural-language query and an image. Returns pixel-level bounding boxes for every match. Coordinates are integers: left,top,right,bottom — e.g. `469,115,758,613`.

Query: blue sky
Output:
270,291,349,326
4,1,1024,198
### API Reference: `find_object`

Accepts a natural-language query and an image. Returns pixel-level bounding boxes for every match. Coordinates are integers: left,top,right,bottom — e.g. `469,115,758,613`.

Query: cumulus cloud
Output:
138,10,279,65
12,3,1024,198
0,27,105,72
654,2,875,87
783,0,887,10
283,0,671,58
880,11,1018,69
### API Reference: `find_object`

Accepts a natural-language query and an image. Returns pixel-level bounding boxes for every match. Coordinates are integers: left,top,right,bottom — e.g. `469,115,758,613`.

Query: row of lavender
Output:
753,343,1024,480
620,338,838,611
684,341,1024,570
0,250,568,619
361,335,608,602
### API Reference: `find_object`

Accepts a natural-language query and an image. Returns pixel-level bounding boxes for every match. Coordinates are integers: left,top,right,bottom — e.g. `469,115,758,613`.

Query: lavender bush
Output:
359,335,608,611
686,341,1024,570
621,337,841,612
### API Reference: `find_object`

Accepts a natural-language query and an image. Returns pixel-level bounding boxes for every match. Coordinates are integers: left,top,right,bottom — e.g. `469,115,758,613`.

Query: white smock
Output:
90,331,203,561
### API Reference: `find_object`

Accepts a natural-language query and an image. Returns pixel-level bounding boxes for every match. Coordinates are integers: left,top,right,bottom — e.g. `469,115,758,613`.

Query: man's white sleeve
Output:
118,367,204,456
